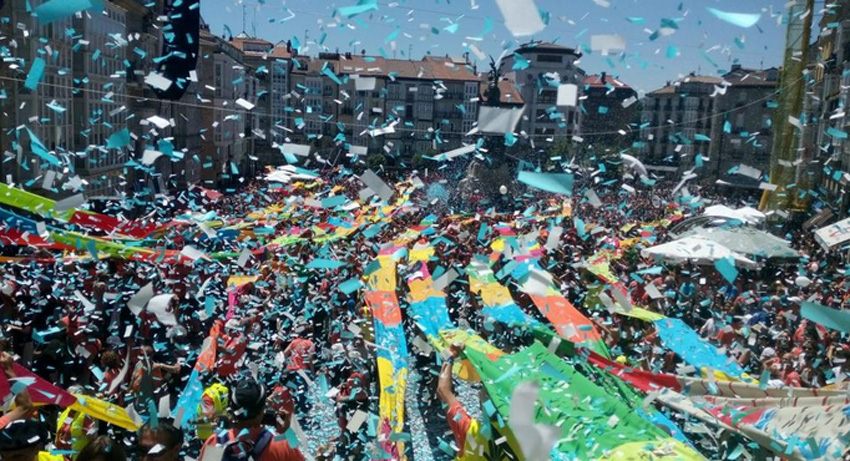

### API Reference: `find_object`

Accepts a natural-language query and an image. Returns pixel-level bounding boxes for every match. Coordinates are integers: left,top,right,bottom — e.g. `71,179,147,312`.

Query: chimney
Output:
600,72,607,84
731,63,742,72
345,52,352,60
286,40,291,53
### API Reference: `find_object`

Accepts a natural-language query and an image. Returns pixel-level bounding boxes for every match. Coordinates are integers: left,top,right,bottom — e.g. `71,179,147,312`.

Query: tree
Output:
366,153,387,171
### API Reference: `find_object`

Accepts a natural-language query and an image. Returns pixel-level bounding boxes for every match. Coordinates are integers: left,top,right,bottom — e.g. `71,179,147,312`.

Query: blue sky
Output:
201,0,798,95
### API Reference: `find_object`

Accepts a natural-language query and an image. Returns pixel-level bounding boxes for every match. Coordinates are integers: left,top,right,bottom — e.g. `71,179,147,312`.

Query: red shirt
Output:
286,338,315,371
200,428,304,461
446,401,473,455
339,372,368,401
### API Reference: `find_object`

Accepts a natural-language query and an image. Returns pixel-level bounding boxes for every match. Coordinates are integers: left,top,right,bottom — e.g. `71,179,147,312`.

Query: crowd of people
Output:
0,166,844,460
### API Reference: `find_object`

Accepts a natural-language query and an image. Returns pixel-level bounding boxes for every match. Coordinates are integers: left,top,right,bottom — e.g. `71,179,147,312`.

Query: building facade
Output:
581,73,638,150
639,75,721,175
198,27,258,188
0,0,76,191
810,1,850,212
72,2,130,198
707,66,779,186
230,36,292,166
503,42,585,141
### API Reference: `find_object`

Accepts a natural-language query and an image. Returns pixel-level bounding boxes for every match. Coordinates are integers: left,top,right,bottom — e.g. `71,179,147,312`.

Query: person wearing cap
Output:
199,376,304,461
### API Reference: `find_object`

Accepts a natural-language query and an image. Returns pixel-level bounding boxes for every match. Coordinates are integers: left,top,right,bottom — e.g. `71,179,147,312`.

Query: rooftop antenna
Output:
252,6,257,38
242,4,247,35
408,44,413,60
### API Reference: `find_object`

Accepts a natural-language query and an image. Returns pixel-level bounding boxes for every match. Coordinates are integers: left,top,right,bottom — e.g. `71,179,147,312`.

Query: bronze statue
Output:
485,55,504,107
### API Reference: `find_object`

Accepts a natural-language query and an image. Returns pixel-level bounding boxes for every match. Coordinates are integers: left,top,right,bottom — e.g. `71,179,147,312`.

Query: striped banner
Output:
364,224,428,458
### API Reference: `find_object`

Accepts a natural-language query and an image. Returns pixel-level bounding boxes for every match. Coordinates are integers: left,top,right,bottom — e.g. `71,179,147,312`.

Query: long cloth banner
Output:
520,261,609,357
587,254,753,383
364,223,428,458
406,248,503,381
614,307,754,382
467,257,540,329
464,341,703,460
0,363,139,431
586,345,850,460
490,231,609,357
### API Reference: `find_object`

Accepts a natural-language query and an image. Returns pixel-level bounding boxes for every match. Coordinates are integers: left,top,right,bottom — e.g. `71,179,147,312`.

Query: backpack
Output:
217,428,274,461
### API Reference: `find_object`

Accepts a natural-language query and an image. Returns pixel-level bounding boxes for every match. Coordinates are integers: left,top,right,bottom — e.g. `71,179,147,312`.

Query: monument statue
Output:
455,55,512,207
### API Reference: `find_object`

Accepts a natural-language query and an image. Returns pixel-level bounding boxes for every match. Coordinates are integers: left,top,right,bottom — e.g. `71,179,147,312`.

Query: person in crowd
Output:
283,325,315,427
137,419,184,461
75,436,126,461
437,343,516,460
199,377,304,461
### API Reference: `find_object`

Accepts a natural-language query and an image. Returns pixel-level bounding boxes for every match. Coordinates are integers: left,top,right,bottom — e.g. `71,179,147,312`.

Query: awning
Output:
814,216,850,250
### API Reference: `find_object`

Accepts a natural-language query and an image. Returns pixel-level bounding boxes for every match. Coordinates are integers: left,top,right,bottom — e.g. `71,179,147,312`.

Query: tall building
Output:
230,35,292,166
0,0,76,191
197,27,258,188
71,2,130,198
503,42,585,141
810,1,850,212
639,75,721,175
706,65,779,186
581,73,638,149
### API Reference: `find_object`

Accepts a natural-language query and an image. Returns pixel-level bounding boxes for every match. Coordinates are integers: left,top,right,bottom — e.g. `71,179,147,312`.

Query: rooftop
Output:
648,74,723,95
722,66,779,87
515,41,581,56
584,73,632,90
333,55,479,82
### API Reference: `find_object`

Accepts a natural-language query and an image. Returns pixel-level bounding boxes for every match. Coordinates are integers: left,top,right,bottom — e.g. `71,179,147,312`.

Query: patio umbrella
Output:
641,235,758,269
703,205,765,225
680,226,798,260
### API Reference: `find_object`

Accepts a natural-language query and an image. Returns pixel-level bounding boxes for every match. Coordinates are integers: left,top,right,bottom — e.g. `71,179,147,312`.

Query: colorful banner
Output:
69,394,140,431
653,317,752,382
0,364,138,431
612,307,754,383
467,258,539,329
364,223,427,458
0,183,68,219
465,342,703,460
406,253,502,381
519,261,609,357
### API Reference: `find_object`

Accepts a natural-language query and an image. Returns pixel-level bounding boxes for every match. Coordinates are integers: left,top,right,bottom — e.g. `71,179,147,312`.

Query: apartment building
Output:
197,27,257,188
0,0,76,190
811,1,850,212
503,42,585,141
286,53,481,162
639,75,721,175
639,68,778,184
707,66,779,186
71,2,130,198
581,73,638,148
230,35,292,166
